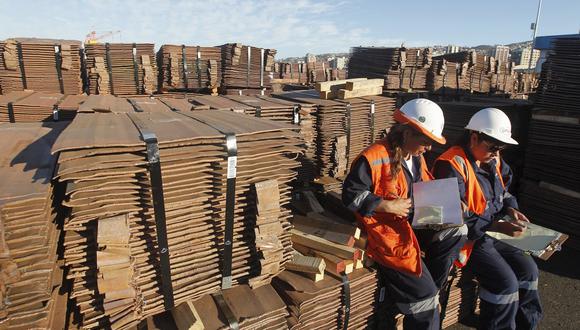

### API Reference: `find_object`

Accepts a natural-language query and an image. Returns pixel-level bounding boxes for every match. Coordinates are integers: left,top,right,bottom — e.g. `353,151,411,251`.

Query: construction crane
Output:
84,30,121,45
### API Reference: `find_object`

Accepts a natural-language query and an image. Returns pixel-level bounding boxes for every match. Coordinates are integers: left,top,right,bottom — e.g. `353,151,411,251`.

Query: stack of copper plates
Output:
223,95,318,183
275,90,396,178
349,47,432,91
433,51,494,94
220,43,276,95
0,91,86,122
519,37,580,250
171,284,289,329
0,122,68,329
428,59,461,95
491,60,516,95
0,38,82,94
307,61,331,84
273,268,379,329
441,269,479,329
157,44,222,93
280,63,308,85
84,43,157,96
52,105,304,328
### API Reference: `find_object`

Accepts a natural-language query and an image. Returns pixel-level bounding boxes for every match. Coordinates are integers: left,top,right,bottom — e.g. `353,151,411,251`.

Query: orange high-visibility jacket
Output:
353,140,433,276
434,146,505,267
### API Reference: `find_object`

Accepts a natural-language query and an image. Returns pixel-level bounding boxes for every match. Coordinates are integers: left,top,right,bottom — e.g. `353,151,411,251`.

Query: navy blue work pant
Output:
378,226,466,329
469,236,542,330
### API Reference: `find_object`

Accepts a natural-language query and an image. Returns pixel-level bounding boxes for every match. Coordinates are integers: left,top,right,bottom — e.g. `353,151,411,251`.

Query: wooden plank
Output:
292,243,354,275
294,213,360,239
294,216,355,247
271,78,299,84
338,86,383,99
345,79,384,91
290,229,360,260
315,78,367,92
286,252,326,274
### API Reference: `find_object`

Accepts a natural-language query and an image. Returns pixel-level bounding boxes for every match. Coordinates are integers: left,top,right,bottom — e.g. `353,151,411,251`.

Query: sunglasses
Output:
481,140,507,152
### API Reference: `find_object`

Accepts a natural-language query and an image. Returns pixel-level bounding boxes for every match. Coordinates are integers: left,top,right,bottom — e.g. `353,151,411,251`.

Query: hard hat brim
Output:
465,127,519,145
394,110,447,145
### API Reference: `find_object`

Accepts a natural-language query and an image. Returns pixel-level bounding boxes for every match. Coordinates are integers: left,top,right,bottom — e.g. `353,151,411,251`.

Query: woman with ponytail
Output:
343,99,466,329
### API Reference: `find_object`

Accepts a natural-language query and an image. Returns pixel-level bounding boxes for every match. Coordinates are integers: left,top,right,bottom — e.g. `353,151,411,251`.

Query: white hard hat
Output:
465,108,518,145
394,98,446,144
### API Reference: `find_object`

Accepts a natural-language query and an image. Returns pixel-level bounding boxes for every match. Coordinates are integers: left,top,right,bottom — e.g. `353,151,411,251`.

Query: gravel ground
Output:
447,246,580,329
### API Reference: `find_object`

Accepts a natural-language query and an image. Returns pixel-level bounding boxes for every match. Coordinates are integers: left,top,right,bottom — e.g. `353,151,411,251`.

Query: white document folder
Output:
412,177,463,229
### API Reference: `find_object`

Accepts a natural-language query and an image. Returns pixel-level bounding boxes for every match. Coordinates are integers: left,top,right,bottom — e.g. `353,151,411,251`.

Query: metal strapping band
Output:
246,46,251,88
127,113,174,310
260,48,264,88
54,44,65,94
105,43,115,95
341,272,351,330
7,102,15,123
132,43,140,94
212,293,240,330
292,104,301,125
16,42,27,89
170,111,237,289
182,44,189,89
196,46,202,88
345,103,352,166
370,100,376,143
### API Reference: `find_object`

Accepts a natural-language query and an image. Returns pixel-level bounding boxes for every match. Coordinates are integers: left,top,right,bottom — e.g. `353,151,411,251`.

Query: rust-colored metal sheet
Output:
272,268,379,329
0,121,68,329
0,38,83,95
52,102,305,328
84,43,157,96
157,44,222,93
349,47,432,92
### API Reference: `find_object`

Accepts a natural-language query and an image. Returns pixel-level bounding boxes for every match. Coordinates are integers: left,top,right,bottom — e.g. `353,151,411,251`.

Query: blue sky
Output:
0,0,578,57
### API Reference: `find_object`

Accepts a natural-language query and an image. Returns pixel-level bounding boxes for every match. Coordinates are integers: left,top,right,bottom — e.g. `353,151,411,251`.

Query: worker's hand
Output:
375,198,412,217
490,220,526,237
506,207,530,224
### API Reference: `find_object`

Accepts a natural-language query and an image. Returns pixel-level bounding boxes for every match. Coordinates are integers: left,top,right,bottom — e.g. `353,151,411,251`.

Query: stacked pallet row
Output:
0,122,68,329
441,269,479,328
307,61,331,83
273,269,379,329
52,103,304,328
280,63,308,84
171,284,289,329
0,38,83,94
222,95,318,183
0,91,87,122
519,36,580,250
220,43,276,95
157,44,222,93
491,60,516,95
276,90,396,179
84,43,157,96
432,51,494,95
348,47,432,91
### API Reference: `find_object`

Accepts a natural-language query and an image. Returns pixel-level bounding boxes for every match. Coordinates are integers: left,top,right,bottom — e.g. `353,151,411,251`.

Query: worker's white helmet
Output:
394,98,446,144
465,108,518,145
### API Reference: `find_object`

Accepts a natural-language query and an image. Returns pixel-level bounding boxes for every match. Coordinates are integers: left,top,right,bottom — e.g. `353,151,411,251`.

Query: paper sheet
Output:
412,177,463,228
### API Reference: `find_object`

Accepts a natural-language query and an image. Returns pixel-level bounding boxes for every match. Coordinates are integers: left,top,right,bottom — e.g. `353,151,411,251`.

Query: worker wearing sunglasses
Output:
432,108,541,330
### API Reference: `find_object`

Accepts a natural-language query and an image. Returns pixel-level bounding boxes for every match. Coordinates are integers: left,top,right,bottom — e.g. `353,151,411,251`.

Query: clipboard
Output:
487,218,568,260
412,177,464,229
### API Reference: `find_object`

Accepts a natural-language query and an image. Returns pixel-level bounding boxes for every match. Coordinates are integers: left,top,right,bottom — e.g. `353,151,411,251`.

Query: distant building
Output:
305,53,317,63
446,45,460,54
518,47,541,68
494,45,510,63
